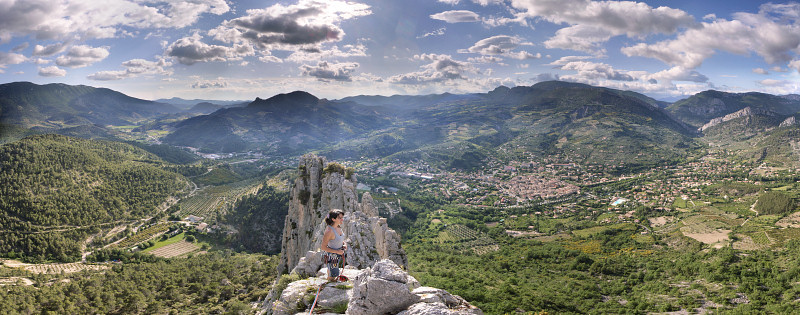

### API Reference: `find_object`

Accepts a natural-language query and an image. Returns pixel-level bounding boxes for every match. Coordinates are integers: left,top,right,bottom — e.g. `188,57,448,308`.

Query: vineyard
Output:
148,241,200,258
177,178,262,218
109,222,170,249
24,263,109,274
435,224,498,255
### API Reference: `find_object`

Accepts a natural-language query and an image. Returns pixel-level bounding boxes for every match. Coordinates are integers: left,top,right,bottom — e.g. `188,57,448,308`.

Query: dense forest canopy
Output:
0,134,185,262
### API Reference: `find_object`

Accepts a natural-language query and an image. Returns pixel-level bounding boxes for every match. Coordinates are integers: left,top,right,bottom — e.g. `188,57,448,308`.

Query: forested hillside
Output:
0,134,186,262
0,252,276,314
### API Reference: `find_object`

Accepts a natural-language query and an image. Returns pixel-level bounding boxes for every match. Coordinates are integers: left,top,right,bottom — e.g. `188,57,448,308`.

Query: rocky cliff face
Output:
699,107,775,131
264,155,480,315
277,154,406,276
780,116,798,128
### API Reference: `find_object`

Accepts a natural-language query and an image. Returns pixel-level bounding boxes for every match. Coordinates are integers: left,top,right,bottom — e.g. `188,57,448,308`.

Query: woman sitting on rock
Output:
321,209,347,281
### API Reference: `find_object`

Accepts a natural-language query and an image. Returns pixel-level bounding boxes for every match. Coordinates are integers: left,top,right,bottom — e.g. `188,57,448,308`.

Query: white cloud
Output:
621,5,800,69
192,79,228,89
32,42,69,56
0,0,229,43
88,57,172,80
772,66,789,73
646,66,708,83
417,27,446,39
752,68,769,75
166,33,253,65
544,25,612,54
548,55,593,66
465,35,530,55
285,43,368,62
208,0,371,55
791,59,800,72
508,51,541,60
437,0,460,4
430,10,480,23
757,79,788,87
299,61,359,82
468,56,505,63
0,51,27,72
509,0,696,53
472,0,504,6
482,11,529,27
389,54,476,84
559,61,635,81
55,45,109,68
38,65,66,77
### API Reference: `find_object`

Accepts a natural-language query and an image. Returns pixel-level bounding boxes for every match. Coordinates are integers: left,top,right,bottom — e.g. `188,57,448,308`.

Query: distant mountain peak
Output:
247,90,319,109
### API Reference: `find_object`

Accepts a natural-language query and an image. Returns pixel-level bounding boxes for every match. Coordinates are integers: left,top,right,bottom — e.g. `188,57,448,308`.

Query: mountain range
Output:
3,80,800,168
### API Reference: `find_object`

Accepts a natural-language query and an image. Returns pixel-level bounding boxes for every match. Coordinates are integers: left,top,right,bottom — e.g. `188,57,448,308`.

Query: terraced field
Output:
178,178,262,218
435,224,498,255
149,241,200,258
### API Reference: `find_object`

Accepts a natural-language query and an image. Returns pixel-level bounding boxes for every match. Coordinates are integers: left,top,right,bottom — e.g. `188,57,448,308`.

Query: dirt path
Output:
741,200,759,226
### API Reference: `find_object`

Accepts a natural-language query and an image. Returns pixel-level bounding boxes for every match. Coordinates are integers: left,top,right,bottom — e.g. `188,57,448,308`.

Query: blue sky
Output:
0,0,798,101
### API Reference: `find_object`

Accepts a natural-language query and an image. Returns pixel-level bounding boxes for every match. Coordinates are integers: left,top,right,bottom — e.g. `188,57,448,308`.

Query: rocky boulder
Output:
266,260,482,315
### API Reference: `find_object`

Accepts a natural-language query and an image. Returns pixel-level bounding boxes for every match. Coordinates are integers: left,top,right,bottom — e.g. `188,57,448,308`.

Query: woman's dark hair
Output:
325,209,344,225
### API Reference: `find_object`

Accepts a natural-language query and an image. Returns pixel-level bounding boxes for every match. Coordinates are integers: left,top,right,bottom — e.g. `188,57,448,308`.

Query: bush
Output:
186,235,196,243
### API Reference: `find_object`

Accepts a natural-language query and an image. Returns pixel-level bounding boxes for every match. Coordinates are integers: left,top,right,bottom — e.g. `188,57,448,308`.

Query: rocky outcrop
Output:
268,260,482,315
698,106,775,131
780,116,798,128
264,155,480,315
277,154,406,275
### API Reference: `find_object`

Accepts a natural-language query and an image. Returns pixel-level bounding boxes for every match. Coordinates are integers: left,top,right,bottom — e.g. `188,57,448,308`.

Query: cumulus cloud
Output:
468,56,505,63
166,33,253,65
300,61,359,81
482,11,530,27
208,0,370,56
544,25,612,54
430,10,480,23
0,0,229,43
417,27,446,39
791,59,800,72
0,51,27,72
38,65,66,77
752,68,769,75
509,0,696,53
192,79,228,89
55,45,109,68
389,54,476,84
88,57,172,81
508,51,541,60
464,35,531,55
646,66,709,83
32,42,69,56
285,43,367,62
622,4,800,69
559,61,635,81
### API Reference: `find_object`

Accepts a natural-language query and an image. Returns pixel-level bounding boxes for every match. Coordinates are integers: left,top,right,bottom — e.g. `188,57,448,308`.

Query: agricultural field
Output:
109,222,170,249
177,178,262,218
1,260,108,274
435,224,498,255
148,241,201,258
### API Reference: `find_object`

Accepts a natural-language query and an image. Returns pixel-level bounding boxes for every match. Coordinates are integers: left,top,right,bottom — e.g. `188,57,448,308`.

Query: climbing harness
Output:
309,251,348,314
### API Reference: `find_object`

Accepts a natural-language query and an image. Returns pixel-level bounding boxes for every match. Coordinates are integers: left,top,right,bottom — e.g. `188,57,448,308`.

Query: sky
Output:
0,0,799,101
